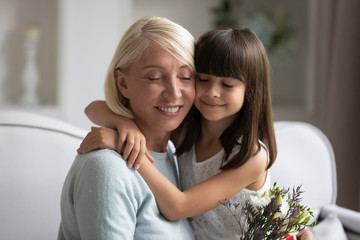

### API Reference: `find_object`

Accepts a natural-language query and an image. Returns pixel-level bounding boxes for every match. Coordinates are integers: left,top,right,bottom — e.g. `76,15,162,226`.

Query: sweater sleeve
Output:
73,150,139,240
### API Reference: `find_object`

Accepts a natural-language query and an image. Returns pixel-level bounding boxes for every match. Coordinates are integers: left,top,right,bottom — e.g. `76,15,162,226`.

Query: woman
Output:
58,16,196,240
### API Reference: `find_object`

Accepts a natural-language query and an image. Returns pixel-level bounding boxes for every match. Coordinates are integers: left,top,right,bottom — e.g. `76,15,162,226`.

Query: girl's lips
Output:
200,99,222,108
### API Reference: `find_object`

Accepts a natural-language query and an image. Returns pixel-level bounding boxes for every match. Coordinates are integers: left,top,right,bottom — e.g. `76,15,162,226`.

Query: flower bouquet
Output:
220,183,316,240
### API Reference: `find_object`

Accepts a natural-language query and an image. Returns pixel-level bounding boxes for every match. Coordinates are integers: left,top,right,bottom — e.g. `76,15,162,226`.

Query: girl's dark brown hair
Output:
177,27,277,170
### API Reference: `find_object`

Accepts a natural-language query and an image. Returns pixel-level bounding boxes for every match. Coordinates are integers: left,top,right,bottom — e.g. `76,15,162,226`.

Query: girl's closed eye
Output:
197,77,208,82
222,82,233,88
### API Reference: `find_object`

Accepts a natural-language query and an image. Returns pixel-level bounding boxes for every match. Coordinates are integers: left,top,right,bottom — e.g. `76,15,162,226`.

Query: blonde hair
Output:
105,16,195,118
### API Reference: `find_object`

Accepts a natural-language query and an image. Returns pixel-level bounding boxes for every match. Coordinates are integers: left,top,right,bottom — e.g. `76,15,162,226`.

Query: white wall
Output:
58,0,132,129
58,0,218,129
132,0,218,39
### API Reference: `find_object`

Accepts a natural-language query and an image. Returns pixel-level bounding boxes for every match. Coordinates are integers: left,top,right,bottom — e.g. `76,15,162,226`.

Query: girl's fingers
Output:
134,141,153,170
79,132,92,149
80,127,101,145
127,140,141,169
134,151,153,170
146,150,156,163
78,136,101,154
117,133,127,154
78,131,98,153
123,137,134,161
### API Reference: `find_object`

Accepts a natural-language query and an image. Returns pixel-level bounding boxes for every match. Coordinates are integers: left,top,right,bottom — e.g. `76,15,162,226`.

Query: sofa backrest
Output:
0,112,337,238
271,121,337,219
0,111,86,240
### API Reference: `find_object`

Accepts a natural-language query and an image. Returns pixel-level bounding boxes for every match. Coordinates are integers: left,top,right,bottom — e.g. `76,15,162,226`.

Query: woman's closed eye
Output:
179,76,192,81
146,74,162,81
143,70,162,81
148,77,161,81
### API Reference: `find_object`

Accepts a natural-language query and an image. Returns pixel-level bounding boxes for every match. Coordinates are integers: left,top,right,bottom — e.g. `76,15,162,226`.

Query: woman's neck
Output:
138,127,171,153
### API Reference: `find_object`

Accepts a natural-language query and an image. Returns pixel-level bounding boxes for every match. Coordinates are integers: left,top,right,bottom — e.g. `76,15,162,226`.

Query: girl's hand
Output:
115,124,155,169
116,123,146,168
116,127,155,170
77,126,118,154
78,125,155,170
296,228,314,240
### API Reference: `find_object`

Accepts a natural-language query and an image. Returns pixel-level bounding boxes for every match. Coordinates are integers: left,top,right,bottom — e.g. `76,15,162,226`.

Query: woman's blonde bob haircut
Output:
105,16,195,118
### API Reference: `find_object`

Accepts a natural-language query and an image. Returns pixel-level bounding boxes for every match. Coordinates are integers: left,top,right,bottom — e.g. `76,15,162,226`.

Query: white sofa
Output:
0,111,359,239
0,110,86,240
272,121,360,240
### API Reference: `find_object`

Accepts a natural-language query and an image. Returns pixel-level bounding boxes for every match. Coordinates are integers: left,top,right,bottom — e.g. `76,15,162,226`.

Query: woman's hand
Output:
78,126,119,154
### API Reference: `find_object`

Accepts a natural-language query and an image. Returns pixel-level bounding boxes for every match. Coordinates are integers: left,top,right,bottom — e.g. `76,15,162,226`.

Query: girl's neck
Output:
198,116,233,142
195,116,232,162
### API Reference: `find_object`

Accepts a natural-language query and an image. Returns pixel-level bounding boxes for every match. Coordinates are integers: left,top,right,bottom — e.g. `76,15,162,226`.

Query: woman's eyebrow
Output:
142,64,192,70
180,65,192,69
142,65,164,70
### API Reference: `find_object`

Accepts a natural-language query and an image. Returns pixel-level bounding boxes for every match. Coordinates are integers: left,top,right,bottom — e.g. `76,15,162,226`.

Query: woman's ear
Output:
114,69,130,98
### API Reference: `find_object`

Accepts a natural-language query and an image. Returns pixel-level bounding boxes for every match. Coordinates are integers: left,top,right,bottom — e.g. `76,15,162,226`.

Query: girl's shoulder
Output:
230,140,268,178
257,139,270,164
231,141,269,191
234,138,269,165
246,143,268,171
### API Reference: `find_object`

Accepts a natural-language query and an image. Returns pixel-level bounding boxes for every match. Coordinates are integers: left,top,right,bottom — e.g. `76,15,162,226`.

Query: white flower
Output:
273,195,289,219
249,192,271,213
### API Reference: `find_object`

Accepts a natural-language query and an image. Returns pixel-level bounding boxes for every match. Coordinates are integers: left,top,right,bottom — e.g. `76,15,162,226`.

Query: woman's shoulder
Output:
75,149,140,182
78,149,126,167
71,150,152,206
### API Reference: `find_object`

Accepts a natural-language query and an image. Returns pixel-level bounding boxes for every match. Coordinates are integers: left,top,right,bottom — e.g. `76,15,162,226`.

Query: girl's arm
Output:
81,100,153,168
138,145,268,221
85,100,121,128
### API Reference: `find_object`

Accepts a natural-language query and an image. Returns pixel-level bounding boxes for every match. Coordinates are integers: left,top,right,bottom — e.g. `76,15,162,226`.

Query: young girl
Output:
79,27,312,239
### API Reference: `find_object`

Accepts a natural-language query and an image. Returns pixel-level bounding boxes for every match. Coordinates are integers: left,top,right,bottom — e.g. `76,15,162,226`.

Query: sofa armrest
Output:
321,204,360,234
347,232,360,240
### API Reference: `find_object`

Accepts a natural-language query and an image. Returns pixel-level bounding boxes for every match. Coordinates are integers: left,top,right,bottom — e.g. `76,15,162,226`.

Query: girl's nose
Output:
205,82,220,98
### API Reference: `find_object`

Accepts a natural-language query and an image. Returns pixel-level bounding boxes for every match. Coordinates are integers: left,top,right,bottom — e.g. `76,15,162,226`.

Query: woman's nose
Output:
163,77,182,100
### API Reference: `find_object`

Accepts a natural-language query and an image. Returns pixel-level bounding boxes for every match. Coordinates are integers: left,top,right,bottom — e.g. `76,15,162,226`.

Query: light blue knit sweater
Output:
58,143,194,240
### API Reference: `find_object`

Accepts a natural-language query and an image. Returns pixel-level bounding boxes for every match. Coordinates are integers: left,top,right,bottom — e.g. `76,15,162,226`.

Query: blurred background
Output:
0,0,359,211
